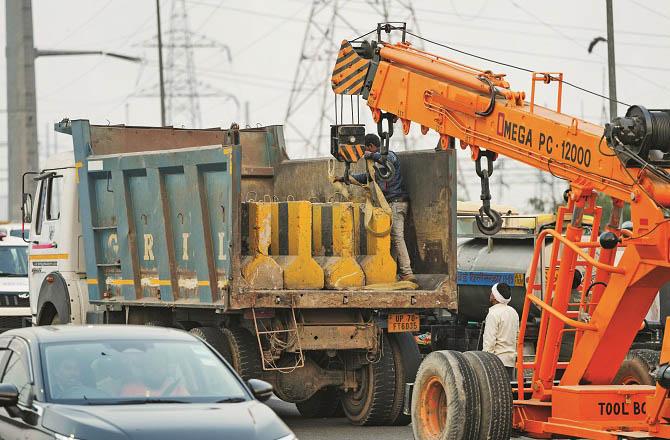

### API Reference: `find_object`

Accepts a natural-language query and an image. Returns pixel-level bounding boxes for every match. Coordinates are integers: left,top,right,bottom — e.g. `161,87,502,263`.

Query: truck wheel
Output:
295,387,342,418
463,351,513,440
613,349,660,385
189,326,232,361
341,334,396,426
388,332,422,426
221,327,263,381
411,350,481,440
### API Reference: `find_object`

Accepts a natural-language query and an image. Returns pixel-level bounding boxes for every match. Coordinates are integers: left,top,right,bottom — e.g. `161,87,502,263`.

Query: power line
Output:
51,0,114,48
628,0,670,22
338,0,670,39
509,1,670,96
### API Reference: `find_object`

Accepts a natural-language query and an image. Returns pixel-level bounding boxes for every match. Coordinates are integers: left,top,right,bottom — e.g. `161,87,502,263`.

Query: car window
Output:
42,339,249,404
0,246,28,276
0,349,10,374
2,351,31,404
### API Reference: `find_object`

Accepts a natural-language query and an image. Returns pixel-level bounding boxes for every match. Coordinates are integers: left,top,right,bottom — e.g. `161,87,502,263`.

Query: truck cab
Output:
24,152,87,326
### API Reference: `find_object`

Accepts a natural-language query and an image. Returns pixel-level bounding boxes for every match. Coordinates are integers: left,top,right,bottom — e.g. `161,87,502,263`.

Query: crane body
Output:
331,23,670,439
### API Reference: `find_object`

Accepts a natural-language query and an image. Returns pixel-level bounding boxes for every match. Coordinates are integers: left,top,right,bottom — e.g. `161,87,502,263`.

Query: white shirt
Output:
483,303,520,367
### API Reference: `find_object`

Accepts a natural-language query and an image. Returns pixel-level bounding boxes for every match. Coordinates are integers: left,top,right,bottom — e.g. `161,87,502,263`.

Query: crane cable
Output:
403,30,630,107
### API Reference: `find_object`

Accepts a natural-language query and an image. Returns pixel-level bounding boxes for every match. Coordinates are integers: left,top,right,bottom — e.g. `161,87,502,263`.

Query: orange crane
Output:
330,23,670,440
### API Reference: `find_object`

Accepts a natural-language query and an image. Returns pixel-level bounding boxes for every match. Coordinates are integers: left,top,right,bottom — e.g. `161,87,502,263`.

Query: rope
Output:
331,159,393,237
327,158,351,200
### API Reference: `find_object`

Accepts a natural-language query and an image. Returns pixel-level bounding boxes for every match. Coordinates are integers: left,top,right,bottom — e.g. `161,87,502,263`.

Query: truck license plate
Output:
388,313,419,333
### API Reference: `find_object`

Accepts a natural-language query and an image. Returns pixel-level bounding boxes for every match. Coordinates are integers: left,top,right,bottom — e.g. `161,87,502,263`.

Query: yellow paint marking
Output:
86,279,99,285
75,161,83,183
109,279,134,286
197,281,210,286
149,279,171,286
29,253,69,261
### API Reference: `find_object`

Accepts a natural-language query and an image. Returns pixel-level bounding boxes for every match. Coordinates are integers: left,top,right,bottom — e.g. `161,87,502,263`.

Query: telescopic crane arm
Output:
330,23,670,438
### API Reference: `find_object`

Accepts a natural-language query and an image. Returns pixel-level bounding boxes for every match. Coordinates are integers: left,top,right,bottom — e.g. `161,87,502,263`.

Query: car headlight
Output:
275,434,298,440
54,434,81,440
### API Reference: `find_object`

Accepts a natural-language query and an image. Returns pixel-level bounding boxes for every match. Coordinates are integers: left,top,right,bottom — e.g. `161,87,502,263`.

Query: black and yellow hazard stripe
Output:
331,40,370,95
336,143,365,163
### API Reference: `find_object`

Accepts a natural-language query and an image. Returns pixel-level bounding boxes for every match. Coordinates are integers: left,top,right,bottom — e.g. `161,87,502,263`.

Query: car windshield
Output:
9,229,29,240
0,246,28,276
41,339,249,405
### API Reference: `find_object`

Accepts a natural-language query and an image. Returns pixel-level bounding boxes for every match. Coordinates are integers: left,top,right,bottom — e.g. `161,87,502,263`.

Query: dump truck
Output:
23,120,457,426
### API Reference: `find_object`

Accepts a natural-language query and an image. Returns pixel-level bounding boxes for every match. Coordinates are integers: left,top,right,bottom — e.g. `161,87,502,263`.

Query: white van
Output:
0,235,30,330
0,222,30,240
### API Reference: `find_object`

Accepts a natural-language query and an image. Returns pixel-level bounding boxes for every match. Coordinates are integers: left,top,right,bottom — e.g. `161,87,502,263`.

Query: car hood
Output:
0,277,28,292
41,401,292,440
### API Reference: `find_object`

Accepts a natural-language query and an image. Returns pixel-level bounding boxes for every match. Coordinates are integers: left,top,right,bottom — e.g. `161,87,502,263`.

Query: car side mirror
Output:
247,379,273,402
0,383,19,407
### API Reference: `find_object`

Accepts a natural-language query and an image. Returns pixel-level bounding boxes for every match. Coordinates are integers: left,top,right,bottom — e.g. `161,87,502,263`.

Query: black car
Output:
0,325,296,440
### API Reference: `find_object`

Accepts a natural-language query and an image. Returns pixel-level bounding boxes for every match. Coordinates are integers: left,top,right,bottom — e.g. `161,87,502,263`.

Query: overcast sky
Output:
2,0,670,218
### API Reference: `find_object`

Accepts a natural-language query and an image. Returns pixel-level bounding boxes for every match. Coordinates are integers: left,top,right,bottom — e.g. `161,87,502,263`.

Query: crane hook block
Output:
331,124,366,163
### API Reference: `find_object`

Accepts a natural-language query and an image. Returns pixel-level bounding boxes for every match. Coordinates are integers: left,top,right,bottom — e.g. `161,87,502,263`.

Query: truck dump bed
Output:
59,120,457,312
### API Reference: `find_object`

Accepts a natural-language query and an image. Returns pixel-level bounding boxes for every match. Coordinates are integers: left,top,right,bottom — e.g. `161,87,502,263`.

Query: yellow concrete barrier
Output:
354,205,397,284
313,203,365,289
241,202,283,289
271,201,324,289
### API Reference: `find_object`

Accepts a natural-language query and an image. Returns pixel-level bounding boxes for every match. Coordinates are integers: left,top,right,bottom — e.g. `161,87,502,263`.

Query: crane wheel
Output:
221,327,263,381
388,332,422,426
341,333,396,426
295,387,343,418
411,350,481,440
189,326,232,362
613,349,660,386
463,351,513,440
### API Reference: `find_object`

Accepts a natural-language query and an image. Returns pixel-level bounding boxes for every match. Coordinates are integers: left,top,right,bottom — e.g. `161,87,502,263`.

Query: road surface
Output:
267,397,414,440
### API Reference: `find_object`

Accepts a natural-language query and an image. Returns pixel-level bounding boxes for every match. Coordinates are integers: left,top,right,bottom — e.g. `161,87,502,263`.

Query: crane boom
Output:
331,24,670,439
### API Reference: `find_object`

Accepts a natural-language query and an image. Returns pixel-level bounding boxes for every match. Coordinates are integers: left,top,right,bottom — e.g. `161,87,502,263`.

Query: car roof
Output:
0,236,27,246
3,325,196,344
0,223,29,231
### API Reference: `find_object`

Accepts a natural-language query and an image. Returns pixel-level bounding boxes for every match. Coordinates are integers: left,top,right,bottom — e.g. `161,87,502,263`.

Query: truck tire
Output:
341,334,396,426
388,332,422,426
189,326,232,362
463,351,513,440
411,350,481,440
221,327,263,381
295,387,342,418
613,349,660,385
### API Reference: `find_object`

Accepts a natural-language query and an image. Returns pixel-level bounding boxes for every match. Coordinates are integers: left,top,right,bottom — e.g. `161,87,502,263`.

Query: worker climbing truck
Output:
23,119,458,426
330,22,670,440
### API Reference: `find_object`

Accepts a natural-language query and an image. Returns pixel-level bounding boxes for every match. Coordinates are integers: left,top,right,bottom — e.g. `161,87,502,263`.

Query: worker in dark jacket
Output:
336,133,415,281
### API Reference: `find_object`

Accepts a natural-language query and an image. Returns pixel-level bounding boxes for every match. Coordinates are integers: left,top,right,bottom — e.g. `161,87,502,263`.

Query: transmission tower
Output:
285,0,424,157
138,0,236,128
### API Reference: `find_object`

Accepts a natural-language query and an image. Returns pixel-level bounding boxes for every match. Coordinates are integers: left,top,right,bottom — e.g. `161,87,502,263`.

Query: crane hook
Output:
474,150,503,235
